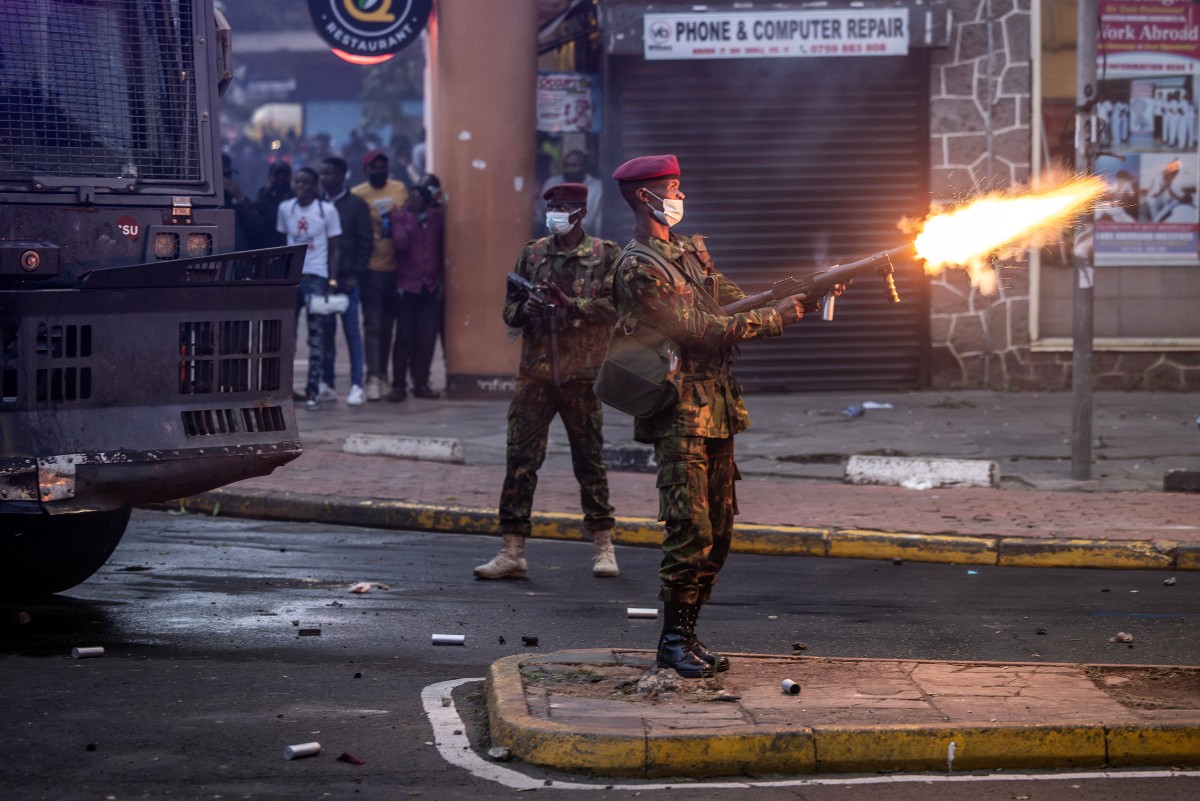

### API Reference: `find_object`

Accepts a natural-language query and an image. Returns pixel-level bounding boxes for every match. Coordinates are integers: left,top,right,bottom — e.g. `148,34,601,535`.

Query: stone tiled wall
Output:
927,0,1199,390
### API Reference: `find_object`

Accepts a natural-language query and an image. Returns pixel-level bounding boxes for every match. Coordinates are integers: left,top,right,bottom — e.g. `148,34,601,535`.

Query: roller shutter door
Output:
602,53,931,391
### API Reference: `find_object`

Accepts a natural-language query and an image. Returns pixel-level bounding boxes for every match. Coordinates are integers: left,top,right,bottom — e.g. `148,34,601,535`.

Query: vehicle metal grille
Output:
0,0,200,182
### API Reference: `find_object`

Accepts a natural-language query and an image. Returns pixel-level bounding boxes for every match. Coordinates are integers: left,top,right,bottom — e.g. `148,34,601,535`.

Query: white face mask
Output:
545,211,575,235
645,190,684,227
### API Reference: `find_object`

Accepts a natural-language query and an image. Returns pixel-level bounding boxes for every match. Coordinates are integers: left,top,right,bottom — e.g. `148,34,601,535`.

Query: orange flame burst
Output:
905,172,1108,294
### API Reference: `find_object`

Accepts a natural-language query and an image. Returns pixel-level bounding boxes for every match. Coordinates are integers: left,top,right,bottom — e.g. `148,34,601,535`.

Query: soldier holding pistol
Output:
610,154,841,678
474,183,623,580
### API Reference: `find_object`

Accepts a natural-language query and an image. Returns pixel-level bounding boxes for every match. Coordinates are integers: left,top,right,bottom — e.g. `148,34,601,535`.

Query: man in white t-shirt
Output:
278,166,343,409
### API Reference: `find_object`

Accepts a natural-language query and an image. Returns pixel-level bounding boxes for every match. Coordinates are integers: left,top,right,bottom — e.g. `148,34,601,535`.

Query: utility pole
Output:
1072,0,1098,480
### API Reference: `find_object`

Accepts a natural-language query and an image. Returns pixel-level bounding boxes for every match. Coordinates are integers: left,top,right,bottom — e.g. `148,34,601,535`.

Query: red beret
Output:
612,154,680,183
362,149,388,168
543,182,588,204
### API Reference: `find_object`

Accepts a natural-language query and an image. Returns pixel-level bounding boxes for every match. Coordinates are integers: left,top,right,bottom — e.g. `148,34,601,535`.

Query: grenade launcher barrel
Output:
721,243,912,318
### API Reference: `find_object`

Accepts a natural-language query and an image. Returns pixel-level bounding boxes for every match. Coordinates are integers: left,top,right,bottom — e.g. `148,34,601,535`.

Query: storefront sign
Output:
1094,1,1200,266
306,0,431,57
536,72,602,134
643,8,908,60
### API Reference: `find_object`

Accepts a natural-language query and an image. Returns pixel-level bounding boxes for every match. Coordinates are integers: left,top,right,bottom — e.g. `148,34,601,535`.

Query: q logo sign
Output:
307,0,432,57
116,215,141,242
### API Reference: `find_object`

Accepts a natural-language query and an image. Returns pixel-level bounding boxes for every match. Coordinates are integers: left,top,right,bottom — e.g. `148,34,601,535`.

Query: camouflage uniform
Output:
498,233,622,537
613,232,785,604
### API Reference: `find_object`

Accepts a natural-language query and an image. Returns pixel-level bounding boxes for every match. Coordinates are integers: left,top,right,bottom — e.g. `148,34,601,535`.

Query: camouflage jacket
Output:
504,233,621,382
613,232,784,442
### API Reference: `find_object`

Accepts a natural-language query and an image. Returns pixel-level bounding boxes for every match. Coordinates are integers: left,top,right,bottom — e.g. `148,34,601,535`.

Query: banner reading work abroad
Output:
643,8,908,61
1094,0,1200,266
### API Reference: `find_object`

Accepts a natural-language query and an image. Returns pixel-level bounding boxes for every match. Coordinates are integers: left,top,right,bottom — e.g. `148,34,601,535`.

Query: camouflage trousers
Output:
498,376,614,538
654,435,739,605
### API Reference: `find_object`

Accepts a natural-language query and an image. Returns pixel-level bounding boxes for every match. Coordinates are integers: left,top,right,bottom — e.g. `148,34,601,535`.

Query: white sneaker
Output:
347,385,365,406
304,397,319,410
318,382,337,402
364,376,382,402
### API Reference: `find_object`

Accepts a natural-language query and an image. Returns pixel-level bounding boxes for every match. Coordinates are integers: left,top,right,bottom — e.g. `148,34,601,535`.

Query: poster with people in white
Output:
1094,1,1200,266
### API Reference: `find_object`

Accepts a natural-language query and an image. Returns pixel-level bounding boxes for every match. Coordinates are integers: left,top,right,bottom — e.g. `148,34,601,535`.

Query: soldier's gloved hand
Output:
523,294,544,318
773,293,807,325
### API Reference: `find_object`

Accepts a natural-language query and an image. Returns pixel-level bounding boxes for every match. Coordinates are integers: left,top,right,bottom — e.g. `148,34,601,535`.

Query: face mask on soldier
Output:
645,190,684,227
545,211,575,235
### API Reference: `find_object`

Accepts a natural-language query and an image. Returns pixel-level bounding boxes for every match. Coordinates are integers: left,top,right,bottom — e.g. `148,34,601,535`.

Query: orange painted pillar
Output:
427,0,537,398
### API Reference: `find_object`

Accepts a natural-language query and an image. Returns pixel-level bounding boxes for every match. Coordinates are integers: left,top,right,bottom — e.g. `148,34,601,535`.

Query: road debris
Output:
283,742,321,760
627,607,657,619
781,679,801,695
297,628,321,637
71,647,104,659
792,641,808,651
336,752,365,765
350,581,390,593
1109,631,1134,644
521,636,539,647
432,633,465,646
487,746,512,762
1164,577,1177,586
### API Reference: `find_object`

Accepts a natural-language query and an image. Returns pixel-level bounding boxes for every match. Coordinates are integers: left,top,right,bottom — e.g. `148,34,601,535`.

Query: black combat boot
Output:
684,603,730,673
656,602,714,678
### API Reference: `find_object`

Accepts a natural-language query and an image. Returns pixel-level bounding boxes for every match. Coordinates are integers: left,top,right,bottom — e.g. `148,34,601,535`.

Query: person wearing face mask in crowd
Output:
352,150,410,402
388,186,445,400
474,183,623,581
538,149,604,237
610,155,841,679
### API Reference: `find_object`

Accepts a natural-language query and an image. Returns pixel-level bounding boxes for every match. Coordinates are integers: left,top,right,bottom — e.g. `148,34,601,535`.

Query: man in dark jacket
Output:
253,161,294,248
220,153,265,252
318,157,374,405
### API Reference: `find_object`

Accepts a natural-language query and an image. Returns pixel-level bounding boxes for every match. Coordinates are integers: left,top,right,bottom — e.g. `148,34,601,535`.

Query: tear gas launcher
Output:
721,243,912,320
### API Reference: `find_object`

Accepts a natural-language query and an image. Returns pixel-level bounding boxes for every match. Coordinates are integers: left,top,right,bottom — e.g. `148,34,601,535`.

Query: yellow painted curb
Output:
813,723,1107,772
828,530,998,565
997,537,1175,570
646,730,816,778
729,524,829,558
151,490,1197,572
487,653,647,777
1175,544,1200,571
1107,722,1200,766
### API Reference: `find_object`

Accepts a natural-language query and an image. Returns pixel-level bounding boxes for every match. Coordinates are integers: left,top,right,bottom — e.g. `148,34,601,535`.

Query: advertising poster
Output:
536,72,602,134
1094,1,1200,266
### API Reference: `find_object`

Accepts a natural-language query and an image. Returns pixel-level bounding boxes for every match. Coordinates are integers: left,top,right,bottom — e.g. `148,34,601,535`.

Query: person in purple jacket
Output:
389,185,445,400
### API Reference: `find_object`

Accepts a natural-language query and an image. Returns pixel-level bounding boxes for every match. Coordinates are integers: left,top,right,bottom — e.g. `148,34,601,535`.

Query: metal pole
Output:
1071,0,1098,480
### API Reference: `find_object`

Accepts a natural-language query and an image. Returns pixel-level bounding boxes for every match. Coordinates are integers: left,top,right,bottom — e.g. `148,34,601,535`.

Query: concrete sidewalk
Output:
169,387,1200,571
486,649,1200,777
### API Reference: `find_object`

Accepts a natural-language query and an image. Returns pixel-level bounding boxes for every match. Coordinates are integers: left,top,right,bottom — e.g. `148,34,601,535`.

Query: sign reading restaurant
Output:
307,0,432,57
644,8,909,60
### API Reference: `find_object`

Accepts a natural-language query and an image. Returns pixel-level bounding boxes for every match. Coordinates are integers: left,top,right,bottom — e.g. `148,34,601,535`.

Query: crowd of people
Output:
221,129,444,409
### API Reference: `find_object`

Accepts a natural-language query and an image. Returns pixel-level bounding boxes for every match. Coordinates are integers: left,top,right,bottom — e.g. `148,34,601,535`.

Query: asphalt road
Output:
1,511,1197,801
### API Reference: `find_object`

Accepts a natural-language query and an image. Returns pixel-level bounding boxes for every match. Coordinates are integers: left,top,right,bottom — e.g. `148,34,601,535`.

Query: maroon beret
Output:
362,148,388,168
611,154,680,183
543,182,588,205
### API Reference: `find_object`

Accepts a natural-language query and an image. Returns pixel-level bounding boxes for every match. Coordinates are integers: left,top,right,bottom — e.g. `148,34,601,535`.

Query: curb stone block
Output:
845,454,999,489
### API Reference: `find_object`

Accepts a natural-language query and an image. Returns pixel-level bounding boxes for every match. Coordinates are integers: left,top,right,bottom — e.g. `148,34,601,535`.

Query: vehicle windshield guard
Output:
0,0,201,187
